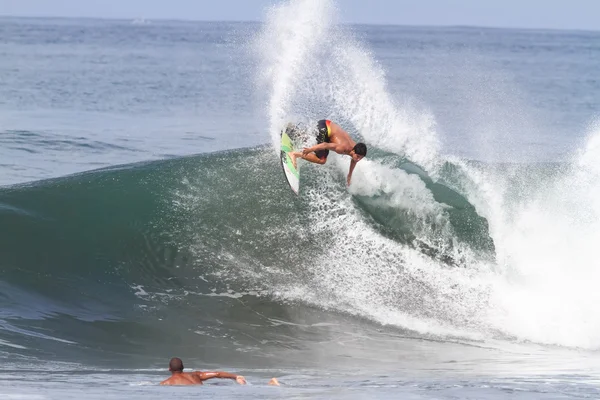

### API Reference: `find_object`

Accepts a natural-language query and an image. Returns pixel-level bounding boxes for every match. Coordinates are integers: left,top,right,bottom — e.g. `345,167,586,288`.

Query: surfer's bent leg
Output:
289,151,326,167
289,120,330,167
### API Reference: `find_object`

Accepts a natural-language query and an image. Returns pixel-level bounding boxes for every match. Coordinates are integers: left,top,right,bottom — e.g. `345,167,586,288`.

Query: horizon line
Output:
0,13,598,34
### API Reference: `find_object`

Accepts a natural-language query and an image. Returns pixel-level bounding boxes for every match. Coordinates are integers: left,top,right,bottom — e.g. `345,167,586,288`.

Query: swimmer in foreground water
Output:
159,357,280,386
160,357,246,386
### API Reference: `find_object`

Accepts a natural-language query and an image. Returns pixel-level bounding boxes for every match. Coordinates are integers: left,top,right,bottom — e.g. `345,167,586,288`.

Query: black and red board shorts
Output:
315,119,332,160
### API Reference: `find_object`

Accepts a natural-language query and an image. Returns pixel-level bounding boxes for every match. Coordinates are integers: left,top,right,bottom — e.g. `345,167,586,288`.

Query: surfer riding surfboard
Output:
280,120,367,194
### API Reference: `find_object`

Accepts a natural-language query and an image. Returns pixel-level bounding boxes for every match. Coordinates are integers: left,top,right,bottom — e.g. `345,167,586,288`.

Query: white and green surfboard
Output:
280,124,300,195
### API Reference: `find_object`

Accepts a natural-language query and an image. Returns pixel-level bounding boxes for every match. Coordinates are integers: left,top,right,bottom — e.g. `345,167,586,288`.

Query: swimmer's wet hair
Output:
169,357,184,372
353,142,367,156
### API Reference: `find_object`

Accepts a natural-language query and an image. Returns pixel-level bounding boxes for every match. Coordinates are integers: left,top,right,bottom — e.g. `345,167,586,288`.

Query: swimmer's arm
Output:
194,371,247,384
347,159,358,186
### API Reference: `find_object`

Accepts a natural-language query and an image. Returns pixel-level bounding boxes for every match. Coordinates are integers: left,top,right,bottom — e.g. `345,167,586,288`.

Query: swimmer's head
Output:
169,357,184,372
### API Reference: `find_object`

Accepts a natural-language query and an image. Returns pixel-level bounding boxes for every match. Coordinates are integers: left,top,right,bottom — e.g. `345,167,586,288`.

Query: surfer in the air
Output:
289,119,367,186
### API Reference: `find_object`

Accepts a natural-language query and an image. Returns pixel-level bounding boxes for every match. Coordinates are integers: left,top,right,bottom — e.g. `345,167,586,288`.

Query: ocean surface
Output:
1,0,600,398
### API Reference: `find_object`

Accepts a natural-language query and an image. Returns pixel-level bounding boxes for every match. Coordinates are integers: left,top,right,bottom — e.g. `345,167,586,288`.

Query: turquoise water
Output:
1,1,600,398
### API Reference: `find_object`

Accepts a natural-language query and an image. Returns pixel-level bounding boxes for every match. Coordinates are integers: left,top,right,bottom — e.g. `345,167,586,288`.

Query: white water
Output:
256,0,441,172
256,0,600,349
481,122,600,348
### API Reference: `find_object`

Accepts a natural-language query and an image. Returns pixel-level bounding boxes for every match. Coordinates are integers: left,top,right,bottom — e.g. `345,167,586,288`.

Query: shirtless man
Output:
289,120,367,186
159,357,247,386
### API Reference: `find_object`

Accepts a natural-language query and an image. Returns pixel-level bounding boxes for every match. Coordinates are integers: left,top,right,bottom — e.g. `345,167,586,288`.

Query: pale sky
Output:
1,0,599,31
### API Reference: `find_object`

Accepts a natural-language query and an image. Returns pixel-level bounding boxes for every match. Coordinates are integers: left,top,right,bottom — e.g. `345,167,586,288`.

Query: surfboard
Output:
280,124,300,195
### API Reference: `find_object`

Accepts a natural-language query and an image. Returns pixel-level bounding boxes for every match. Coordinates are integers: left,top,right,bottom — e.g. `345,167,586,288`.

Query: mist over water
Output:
258,0,441,170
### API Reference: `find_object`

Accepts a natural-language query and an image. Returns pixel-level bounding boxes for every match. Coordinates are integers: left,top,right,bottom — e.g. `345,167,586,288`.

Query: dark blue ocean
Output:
1,0,600,398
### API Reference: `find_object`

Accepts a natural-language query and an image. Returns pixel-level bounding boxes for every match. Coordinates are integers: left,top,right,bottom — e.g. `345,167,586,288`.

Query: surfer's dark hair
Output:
169,357,184,372
353,142,367,157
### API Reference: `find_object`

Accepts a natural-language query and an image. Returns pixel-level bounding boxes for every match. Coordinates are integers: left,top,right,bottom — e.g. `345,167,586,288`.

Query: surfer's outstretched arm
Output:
347,158,358,186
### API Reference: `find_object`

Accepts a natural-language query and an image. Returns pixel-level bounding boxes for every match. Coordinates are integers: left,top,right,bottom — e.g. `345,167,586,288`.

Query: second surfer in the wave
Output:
289,120,367,186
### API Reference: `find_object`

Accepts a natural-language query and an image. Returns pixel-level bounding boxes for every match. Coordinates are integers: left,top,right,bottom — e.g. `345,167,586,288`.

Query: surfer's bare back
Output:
289,120,367,186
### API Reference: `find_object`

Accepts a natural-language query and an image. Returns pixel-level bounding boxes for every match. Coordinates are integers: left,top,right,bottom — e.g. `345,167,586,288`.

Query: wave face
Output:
0,146,498,365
